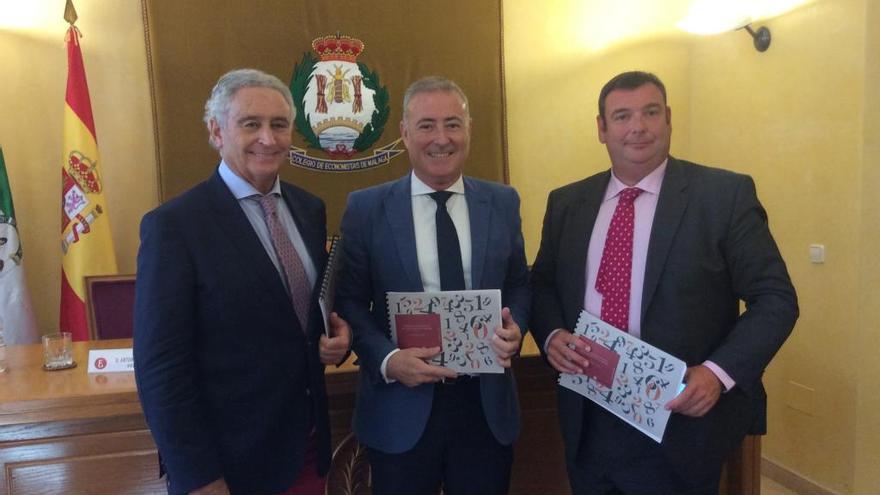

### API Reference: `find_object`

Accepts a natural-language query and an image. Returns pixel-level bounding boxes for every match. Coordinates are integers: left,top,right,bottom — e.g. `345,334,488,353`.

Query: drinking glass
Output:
42,332,75,370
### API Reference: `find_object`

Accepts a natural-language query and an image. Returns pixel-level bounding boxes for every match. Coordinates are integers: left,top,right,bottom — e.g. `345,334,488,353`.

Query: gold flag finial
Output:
64,0,78,25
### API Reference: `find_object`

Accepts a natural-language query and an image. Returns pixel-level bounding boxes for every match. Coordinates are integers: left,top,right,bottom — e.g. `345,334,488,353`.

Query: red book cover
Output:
575,335,620,388
394,313,442,349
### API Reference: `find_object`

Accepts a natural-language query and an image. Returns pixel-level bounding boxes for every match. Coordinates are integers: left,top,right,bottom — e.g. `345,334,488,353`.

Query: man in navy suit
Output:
336,76,530,495
134,68,351,495
530,71,798,494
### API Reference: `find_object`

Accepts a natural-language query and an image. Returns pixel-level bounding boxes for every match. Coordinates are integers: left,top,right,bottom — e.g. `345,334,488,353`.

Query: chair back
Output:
85,274,136,340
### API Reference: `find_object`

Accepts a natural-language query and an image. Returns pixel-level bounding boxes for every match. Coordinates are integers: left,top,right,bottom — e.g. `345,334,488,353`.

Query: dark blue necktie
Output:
430,191,466,291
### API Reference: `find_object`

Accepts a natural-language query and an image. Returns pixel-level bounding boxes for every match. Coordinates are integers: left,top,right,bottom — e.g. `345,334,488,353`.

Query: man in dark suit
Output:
530,71,798,494
335,76,530,495
134,68,351,495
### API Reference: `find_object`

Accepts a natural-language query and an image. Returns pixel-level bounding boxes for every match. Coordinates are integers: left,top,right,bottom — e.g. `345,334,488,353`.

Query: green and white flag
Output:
0,146,39,345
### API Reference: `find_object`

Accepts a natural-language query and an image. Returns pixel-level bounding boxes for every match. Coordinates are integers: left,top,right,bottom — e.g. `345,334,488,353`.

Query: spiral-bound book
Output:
386,289,503,374
318,235,342,336
558,311,686,443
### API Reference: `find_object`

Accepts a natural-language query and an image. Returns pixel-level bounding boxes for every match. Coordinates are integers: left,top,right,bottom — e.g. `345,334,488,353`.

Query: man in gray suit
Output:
530,71,798,494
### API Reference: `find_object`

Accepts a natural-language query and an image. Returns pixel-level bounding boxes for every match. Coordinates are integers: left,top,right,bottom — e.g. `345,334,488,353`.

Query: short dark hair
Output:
598,71,667,121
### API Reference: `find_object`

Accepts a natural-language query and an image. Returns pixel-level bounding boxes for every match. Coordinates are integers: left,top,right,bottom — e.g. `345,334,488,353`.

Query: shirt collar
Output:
218,161,282,199
605,158,668,201
410,171,465,196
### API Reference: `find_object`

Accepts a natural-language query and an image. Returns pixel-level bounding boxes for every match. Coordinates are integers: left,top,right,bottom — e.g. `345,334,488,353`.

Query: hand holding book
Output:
385,347,457,387
558,311,687,442
387,289,505,374
319,312,351,366
489,307,522,368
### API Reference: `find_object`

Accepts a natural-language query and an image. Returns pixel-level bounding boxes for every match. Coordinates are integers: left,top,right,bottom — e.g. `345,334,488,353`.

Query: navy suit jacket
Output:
530,158,798,482
133,171,331,495
336,174,530,454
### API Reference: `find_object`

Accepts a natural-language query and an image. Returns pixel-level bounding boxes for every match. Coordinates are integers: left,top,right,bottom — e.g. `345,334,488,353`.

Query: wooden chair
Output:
85,274,137,340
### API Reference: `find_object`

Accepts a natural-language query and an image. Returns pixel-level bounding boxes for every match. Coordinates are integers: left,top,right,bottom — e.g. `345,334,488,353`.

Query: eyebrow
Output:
610,103,663,116
236,115,290,124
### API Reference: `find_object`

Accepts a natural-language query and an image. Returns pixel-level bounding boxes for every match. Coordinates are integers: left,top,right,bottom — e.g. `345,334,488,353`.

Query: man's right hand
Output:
386,347,457,387
189,478,230,495
546,329,591,375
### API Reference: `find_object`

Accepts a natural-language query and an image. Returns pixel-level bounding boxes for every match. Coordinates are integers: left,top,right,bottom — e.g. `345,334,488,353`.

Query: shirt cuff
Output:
380,349,400,383
703,360,736,392
543,328,565,354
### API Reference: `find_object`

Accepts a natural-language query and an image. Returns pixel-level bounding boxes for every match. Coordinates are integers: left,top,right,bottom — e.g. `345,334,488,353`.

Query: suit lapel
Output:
564,174,608,320
641,158,689,335
464,178,490,290
205,172,293,313
384,176,423,290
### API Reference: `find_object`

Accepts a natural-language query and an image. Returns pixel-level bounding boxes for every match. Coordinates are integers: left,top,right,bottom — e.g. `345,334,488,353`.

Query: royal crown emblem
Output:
289,33,403,172
60,150,104,253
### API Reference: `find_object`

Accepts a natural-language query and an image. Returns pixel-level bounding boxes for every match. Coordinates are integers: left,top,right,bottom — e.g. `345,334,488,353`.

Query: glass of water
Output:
42,332,75,370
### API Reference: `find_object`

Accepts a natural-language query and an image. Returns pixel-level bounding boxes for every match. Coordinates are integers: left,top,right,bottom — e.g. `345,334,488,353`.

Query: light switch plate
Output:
809,244,825,264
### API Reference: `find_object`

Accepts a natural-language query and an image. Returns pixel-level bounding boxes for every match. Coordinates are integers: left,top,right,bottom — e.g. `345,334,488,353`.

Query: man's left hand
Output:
665,365,722,417
319,312,351,365
490,307,522,368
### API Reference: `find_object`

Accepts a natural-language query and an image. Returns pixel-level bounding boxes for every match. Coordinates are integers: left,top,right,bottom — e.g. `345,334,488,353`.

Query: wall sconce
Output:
677,0,810,53
742,24,771,52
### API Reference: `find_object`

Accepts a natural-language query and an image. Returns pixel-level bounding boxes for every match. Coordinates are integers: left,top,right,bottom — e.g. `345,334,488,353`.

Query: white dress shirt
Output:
410,172,472,291
218,161,317,290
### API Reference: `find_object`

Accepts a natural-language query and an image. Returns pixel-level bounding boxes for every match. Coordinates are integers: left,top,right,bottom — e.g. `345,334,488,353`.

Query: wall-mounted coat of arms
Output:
289,33,403,172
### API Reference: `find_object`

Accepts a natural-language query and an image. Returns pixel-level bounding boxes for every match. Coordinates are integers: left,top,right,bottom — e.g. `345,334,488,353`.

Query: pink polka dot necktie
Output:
595,187,643,332
258,194,311,333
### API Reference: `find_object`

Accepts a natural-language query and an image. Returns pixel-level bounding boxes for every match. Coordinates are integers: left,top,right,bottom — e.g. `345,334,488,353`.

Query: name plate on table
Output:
87,348,134,373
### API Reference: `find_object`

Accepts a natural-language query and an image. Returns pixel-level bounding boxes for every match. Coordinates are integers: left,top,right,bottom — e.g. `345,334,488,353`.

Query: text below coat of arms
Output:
289,33,403,172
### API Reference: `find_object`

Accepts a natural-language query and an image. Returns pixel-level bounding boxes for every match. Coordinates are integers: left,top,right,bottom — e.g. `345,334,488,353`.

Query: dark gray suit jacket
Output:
134,171,331,494
530,157,798,482
336,174,530,454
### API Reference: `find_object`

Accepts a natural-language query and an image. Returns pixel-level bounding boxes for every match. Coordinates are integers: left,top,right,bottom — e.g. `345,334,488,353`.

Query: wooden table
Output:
0,339,162,494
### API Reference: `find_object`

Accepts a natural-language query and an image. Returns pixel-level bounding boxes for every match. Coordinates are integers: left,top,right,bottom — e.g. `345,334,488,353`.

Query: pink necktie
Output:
595,187,643,332
258,194,311,332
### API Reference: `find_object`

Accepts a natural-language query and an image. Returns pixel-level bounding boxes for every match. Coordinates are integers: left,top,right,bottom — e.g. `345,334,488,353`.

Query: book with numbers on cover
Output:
386,289,503,374
318,235,342,336
558,310,687,443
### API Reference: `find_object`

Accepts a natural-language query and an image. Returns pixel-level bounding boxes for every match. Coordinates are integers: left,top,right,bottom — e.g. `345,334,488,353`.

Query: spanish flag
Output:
60,4,118,341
